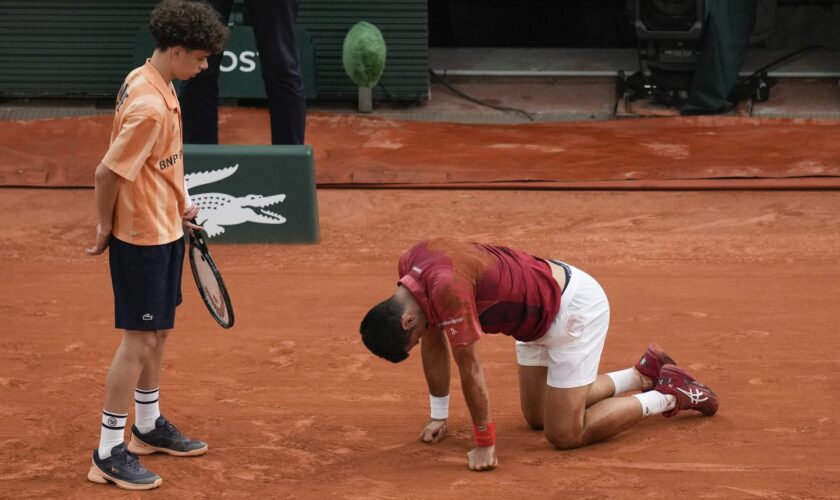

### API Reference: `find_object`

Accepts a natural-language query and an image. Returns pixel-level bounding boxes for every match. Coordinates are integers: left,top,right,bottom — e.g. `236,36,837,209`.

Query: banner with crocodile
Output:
184,145,319,244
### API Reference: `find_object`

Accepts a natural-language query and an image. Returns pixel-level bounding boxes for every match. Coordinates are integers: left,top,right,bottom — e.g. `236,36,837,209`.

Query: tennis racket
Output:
188,220,234,329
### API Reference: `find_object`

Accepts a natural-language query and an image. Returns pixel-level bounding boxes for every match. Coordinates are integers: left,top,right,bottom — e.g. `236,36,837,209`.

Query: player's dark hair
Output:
360,297,411,363
149,0,229,53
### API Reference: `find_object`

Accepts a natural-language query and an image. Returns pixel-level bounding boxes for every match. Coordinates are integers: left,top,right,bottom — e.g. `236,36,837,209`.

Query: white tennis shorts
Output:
515,262,610,389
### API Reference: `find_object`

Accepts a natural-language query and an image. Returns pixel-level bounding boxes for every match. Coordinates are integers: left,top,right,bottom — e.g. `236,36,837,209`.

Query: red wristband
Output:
473,422,496,447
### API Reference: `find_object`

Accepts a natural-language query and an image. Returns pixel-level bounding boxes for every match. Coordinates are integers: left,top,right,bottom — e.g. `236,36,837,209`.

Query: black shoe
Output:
128,415,208,457
679,104,733,116
87,442,162,490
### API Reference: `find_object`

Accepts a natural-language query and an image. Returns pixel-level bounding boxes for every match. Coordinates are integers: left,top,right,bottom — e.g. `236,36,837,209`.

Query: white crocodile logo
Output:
185,164,286,238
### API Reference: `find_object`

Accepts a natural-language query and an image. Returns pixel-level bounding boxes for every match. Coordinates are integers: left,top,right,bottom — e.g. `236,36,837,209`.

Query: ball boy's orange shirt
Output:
101,60,186,246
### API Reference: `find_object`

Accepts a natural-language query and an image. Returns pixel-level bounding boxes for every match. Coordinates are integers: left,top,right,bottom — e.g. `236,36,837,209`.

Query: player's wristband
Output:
473,421,496,447
430,394,449,420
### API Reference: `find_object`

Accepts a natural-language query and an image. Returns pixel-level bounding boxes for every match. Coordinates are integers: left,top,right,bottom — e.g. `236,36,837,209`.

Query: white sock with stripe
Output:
98,410,127,459
633,391,676,417
606,368,643,396
135,387,160,434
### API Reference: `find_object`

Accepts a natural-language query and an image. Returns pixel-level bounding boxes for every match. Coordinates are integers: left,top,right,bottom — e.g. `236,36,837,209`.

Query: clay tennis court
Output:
1,111,840,498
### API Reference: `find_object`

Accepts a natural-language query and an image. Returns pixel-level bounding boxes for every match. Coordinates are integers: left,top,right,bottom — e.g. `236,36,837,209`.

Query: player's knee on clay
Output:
525,417,544,431
520,406,544,430
544,427,588,450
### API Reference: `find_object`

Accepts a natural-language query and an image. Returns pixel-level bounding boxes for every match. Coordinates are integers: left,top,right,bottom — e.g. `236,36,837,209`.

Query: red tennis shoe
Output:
656,364,719,417
634,342,675,391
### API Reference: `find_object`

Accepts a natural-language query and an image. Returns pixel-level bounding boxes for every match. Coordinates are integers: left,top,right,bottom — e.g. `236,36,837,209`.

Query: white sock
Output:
606,368,643,396
134,387,160,434
633,391,676,417
98,410,127,459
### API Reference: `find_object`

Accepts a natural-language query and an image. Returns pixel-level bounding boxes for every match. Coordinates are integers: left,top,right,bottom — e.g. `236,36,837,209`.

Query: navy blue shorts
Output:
109,235,184,331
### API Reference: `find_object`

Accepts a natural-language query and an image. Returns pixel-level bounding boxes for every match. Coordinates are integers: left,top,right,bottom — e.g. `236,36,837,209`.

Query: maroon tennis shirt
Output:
397,238,561,347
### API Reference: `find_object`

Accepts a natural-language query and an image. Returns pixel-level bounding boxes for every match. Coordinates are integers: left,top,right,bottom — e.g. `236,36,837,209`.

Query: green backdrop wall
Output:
0,0,429,101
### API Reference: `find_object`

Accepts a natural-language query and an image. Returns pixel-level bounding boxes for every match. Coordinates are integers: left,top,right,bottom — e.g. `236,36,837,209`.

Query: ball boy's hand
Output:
182,204,202,233
85,224,111,255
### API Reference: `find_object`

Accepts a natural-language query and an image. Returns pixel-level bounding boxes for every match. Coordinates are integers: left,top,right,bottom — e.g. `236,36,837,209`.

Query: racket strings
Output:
190,245,230,324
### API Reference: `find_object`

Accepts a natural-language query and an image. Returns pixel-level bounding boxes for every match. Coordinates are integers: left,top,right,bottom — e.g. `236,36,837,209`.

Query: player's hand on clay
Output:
85,224,111,255
419,418,447,444
182,204,202,233
467,445,498,471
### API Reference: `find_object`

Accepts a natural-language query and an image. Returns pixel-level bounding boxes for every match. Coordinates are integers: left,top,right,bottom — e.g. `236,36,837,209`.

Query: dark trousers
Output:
179,0,306,145
683,0,758,112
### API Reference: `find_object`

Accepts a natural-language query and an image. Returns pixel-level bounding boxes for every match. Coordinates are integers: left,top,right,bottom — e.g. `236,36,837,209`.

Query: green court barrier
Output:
134,26,316,100
184,145,319,244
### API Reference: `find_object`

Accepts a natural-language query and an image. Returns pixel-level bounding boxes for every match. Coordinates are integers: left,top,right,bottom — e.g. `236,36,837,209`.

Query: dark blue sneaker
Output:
87,442,162,490
128,416,208,457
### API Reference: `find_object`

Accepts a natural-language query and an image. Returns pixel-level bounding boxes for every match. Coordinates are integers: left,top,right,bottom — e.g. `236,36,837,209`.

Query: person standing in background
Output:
180,0,306,145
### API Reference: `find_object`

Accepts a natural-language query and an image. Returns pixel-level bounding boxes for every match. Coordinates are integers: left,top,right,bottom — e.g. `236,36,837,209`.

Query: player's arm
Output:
451,341,498,472
86,163,120,255
419,328,450,444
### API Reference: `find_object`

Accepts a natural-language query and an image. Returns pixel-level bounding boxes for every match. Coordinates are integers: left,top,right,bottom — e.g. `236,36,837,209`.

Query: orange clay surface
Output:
1,109,839,188
2,186,840,498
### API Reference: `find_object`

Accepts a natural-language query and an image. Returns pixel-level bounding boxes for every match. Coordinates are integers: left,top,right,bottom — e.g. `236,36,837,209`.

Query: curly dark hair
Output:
360,297,412,363
149,0,229,53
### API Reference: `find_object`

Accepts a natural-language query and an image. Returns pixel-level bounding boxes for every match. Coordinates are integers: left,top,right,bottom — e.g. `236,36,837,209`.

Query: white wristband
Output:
430,394,449,420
